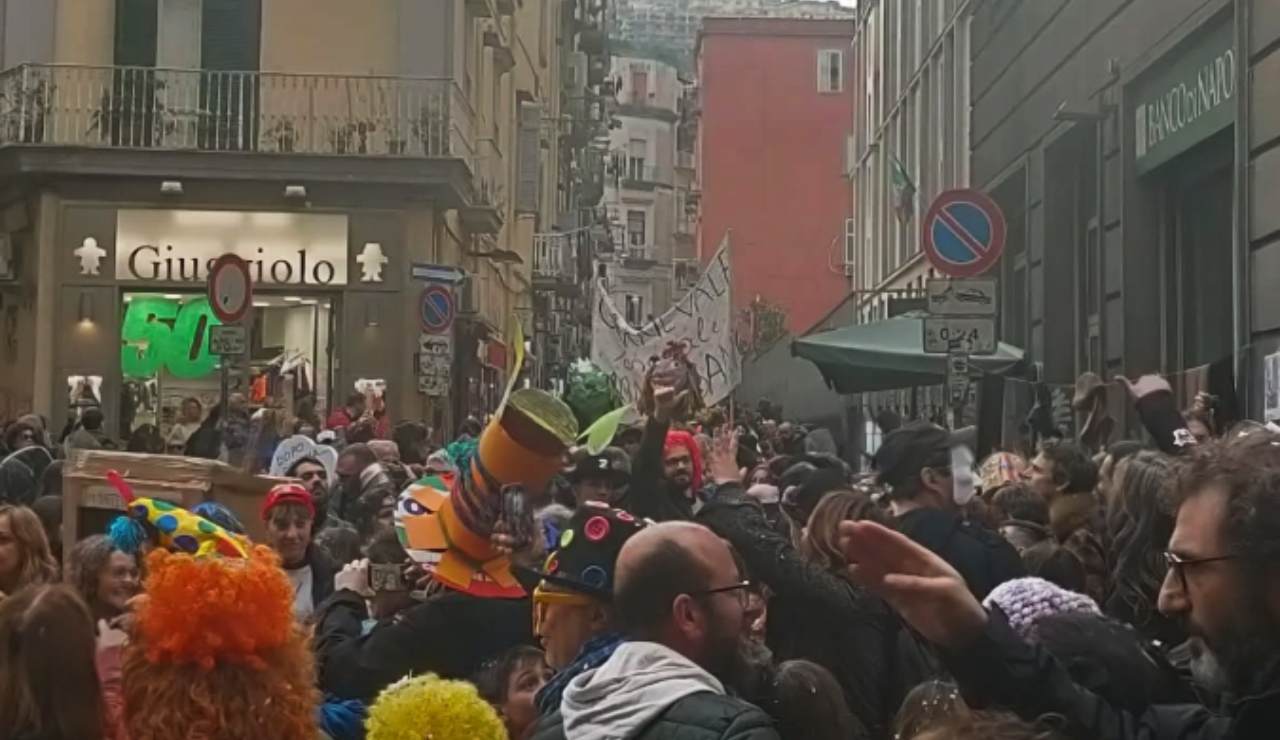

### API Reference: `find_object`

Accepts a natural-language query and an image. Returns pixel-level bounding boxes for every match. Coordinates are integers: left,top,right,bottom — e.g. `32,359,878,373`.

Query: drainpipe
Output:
1232,0,1250,415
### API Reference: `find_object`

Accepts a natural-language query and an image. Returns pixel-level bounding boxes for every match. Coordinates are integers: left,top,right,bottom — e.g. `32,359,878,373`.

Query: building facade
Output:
848,0,973,323
969,0,1278,421
596,54,687,325
0,0,589,441
531,0,612,395
696,16,855,335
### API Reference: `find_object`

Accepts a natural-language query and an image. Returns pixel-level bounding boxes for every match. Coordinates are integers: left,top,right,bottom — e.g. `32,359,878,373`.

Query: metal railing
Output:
0,63,475,162
533,232,577,282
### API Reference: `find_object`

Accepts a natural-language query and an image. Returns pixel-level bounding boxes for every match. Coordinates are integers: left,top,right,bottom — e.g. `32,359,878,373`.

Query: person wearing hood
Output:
533,520,780,740
528,503,647,722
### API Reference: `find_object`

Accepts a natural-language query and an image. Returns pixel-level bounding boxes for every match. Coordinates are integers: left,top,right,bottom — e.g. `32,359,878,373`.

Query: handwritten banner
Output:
591,236,740,405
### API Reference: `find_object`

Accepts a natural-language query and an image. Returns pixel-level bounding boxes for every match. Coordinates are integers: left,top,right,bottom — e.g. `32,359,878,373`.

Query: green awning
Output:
792,315,1026,394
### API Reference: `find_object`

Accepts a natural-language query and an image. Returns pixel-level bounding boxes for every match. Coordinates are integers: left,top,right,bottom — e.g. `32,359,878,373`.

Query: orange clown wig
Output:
121,545,318,740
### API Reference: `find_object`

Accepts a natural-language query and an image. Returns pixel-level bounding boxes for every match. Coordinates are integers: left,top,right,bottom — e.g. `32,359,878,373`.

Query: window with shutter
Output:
516,101,543,214
818,50,843,93
115,0,159,66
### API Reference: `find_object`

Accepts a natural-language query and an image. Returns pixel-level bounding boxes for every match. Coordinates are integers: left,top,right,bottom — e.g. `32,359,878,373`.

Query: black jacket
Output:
896,507,1024,599
947,609,1280,740
531,691,780,740
314,588,535,703
304,545,337,615
613,417,695,522
699,486,939,738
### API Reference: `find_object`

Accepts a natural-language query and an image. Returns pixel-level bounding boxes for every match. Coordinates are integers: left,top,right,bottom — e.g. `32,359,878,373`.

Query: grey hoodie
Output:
561,641,725,740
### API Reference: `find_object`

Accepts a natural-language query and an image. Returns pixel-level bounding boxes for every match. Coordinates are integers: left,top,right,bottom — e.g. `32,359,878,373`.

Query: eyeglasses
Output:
1163,551,1240,592
689,579,754,607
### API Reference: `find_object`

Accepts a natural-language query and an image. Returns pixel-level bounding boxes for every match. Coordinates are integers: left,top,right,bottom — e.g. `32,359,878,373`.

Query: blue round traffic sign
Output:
922,189,1007,278
420,284,455,334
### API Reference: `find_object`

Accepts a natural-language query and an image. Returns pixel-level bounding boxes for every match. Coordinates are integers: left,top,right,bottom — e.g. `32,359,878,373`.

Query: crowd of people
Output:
0,370,1276,740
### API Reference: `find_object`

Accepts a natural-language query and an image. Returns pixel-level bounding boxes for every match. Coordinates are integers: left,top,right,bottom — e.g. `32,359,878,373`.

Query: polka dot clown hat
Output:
532,501,648,600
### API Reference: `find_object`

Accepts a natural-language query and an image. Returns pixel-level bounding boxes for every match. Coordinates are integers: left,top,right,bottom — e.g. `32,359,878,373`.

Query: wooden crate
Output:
61,450,288,564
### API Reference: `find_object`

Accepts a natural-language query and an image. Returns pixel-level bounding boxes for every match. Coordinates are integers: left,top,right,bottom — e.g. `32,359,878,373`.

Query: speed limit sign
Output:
207,254,253,323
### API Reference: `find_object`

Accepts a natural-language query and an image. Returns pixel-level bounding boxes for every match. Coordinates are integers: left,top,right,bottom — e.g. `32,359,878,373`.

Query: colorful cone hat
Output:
396,388,577,598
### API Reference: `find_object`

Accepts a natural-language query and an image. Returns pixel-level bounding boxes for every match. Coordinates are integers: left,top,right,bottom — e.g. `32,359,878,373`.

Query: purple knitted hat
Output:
982,577,1100,640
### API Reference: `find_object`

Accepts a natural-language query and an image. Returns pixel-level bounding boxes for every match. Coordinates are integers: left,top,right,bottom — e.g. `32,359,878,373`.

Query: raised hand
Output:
838,520,987,650
709,425,741,486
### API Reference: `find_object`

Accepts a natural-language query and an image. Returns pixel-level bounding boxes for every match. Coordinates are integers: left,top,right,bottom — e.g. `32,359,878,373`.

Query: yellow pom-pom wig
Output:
122,545,319,740
366,674,507,740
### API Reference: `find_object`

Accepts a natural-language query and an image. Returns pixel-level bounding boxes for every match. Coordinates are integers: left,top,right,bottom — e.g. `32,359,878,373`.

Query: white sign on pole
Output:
417,332,453,397
209,324,248,355
926,278,998,316
591,235,740,405
923,317,997,355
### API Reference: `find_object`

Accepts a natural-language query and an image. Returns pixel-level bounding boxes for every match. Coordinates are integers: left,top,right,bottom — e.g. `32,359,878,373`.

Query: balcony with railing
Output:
0,63,478,199
532,231,579,293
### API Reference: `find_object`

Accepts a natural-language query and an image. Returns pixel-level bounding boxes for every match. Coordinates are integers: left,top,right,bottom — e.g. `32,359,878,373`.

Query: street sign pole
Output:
208,254,254,420
921,189,1007,429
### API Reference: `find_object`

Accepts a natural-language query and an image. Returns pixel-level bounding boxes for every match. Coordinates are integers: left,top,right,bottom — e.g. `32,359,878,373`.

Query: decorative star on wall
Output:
356,242,388,283
75,237,106,276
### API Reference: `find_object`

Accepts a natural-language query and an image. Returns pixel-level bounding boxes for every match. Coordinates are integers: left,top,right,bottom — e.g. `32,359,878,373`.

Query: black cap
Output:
529,501,647,599
568,447,631,485
873,423,972,488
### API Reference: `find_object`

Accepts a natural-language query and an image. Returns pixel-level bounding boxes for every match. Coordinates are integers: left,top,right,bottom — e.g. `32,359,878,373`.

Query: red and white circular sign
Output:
207,254,253,323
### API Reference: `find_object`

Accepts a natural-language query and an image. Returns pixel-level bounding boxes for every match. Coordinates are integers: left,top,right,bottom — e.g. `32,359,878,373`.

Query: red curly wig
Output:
121,546,318,740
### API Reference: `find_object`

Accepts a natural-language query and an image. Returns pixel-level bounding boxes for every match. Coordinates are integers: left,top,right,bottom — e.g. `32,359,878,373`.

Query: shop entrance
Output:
1161,130,1234,372
119,290,337,450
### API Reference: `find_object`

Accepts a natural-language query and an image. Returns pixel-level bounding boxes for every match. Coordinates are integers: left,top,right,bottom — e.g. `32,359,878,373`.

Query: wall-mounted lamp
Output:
284,184,308,199
77,292,94,323
364,301,380,328
160,180,184,195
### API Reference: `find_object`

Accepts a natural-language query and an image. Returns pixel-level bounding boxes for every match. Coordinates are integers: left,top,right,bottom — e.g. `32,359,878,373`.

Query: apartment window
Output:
628,138,647,181
630,63,649,104
627,210,647,247
624,294,646,325
818,50,844,93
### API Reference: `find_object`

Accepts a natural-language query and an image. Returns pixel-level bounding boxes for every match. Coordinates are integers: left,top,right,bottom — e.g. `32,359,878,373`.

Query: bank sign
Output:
1133,20,1235,174
115,210,348,285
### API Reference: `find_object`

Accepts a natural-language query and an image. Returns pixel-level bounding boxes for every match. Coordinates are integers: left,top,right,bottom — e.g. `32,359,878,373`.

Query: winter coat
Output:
896,507,1025,599
531,641,780,740
314,588,535,703
699,485,940,738
946,608,1280,740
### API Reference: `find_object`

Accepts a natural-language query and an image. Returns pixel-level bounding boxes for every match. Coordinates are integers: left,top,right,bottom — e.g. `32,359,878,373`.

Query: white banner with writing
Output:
591,236,739,405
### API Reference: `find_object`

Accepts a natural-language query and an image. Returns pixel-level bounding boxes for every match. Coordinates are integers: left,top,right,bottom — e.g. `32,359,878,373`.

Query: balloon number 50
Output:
121,296,223,378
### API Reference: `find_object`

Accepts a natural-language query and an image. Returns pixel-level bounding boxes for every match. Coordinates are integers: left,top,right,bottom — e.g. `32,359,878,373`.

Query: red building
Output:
696,17,855,335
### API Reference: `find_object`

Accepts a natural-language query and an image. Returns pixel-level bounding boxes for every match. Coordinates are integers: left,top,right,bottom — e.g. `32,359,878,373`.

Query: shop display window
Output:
120,292,336,445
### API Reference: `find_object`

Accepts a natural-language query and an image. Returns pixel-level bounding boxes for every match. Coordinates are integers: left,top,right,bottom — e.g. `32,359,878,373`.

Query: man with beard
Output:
616,387,706,521
534,521,779,739
834,432,1280,739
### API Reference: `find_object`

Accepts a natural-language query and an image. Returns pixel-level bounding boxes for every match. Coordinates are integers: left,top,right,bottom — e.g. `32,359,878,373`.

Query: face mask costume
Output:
103,470,319,740
395,389,578,599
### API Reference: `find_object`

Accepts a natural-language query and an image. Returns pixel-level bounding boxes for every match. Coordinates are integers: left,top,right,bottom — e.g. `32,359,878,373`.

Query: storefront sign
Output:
115,210,348,285
1133,20,1235,174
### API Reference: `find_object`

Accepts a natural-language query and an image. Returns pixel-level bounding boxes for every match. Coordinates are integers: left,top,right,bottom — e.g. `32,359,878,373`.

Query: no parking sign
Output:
922,189,1007,278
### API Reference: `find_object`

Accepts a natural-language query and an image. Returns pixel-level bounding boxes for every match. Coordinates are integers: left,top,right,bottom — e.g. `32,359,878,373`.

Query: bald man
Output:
532,521,779,740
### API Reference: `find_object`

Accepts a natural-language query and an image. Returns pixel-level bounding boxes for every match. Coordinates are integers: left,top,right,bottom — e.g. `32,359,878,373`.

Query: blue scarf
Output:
535,632,626,715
